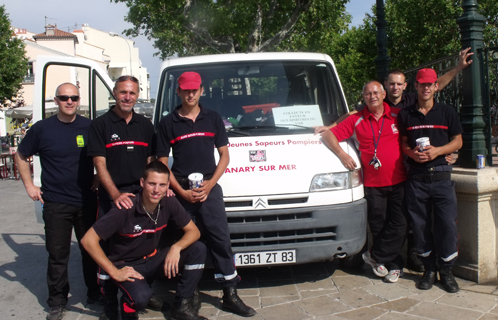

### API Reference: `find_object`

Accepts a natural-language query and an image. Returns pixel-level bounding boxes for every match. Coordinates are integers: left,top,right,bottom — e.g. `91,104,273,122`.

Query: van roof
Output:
160,52,334,70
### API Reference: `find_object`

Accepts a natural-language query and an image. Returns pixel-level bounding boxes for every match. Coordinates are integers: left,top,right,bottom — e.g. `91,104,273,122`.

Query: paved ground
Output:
2,179,498,320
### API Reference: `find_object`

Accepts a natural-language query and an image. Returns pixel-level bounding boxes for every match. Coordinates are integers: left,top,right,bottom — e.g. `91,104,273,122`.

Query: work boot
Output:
407,248,425,272
439,267,460,293
417,270,437,290
222,287,256,317
192,288,201,313
99,297,118,320
170,297,208,320
121,311,138,320
406,233,424,272
146,294,164,311
46,305,66,320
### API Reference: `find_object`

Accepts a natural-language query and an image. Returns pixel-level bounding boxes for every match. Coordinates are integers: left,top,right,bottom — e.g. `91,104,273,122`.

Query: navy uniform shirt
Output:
87,106,155,189
92,192,191,262
17,114,95,206
156,105,228,179
398,101,463,169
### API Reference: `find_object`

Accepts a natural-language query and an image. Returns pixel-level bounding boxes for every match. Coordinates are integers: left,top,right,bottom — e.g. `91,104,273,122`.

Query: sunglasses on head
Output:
56,95,80,101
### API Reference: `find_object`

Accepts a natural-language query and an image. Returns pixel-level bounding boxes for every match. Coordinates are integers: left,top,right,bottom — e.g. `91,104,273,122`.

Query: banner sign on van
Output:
272,105,323,128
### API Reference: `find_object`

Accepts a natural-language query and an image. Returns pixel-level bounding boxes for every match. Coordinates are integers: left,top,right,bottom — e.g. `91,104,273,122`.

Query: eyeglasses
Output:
56,95,80,101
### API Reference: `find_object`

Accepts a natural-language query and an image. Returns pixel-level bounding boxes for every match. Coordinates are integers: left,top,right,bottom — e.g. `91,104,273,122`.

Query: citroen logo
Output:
254,198,267,209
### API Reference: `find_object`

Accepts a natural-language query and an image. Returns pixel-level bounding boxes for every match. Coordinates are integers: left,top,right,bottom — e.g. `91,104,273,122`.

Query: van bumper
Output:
227,198,367,266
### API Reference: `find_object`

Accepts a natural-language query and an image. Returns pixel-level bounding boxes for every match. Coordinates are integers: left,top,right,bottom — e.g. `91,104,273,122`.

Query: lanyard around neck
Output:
369,115,385,156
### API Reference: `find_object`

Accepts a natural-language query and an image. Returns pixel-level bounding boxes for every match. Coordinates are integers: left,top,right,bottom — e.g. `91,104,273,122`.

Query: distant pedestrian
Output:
15,82,100,320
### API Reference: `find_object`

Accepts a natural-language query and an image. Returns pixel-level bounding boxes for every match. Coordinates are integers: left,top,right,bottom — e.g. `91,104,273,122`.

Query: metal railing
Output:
480,47,498,164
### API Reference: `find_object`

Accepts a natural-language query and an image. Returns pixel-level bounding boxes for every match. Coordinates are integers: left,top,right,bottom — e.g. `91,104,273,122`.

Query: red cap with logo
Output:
416,68,437,83
178,72,202,90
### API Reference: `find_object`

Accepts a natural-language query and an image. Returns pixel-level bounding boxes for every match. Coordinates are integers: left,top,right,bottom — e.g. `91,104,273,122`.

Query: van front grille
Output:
224,197,309,208
230,227,336,247
228,212,312,224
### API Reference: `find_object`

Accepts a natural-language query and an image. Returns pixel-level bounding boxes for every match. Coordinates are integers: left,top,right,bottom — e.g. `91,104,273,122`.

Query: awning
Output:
5,103,89,119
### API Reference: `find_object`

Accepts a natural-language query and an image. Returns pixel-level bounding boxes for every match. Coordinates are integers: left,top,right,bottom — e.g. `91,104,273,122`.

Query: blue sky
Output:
4,0,375,98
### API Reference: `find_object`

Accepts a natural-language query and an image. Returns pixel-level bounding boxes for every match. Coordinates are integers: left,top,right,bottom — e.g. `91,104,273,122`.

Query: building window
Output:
23,62,34,83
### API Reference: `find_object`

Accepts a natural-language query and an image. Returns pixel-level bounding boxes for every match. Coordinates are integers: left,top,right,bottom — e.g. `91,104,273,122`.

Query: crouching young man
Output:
82,161,208,320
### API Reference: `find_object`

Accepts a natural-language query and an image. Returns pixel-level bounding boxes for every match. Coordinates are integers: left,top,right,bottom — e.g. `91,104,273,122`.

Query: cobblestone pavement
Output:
2,180,498,320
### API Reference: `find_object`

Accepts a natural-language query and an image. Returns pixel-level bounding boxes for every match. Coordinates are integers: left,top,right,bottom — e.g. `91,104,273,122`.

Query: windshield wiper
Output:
227,128,251,136
274,123,313,130
235,125,289,130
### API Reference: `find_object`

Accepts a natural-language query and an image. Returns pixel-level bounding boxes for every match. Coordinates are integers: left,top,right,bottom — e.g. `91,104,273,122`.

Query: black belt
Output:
410,171,451,183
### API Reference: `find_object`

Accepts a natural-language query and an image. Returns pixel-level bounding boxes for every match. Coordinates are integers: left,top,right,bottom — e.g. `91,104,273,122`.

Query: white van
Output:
33,52,367,267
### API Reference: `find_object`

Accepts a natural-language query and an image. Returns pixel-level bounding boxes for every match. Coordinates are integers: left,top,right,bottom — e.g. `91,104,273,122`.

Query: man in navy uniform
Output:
16,82,100,320
82,161,208,320
398,68,463,293
156,72,256,317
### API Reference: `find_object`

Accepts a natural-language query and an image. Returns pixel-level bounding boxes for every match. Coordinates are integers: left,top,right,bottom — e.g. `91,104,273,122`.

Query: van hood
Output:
218,133,359,197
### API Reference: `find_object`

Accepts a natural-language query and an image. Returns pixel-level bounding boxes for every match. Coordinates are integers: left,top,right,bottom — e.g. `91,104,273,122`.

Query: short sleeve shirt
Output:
17,115,94,206
331,102,407,187
92,193,191,262
156,105,228,178
87,107,155,188
398,101,463,168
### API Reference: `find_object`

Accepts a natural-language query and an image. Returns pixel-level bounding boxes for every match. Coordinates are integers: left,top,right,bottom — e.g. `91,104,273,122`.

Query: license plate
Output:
234,250,296,266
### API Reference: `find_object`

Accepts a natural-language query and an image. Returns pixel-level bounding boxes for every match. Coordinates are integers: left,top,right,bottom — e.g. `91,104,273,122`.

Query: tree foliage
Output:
0,5,28,106
114,0,350,59
333,0,498,108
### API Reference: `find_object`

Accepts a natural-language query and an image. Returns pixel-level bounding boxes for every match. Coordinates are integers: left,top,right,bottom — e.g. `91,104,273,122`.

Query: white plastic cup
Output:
416,137,430,152
188,173,203,190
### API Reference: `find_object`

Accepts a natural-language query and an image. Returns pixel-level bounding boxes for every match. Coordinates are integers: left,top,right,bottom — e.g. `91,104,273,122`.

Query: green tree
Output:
0,5,28,106
334,0,498,107
325,21,377,108
114,0,350,59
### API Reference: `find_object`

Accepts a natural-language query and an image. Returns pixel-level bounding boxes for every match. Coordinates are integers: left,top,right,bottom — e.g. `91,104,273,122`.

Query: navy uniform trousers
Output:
115,242,206,314
178,183,240,287
405,173,458,269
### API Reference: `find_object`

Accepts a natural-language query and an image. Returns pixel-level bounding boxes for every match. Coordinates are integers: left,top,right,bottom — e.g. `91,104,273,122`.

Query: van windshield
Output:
157,60,347,136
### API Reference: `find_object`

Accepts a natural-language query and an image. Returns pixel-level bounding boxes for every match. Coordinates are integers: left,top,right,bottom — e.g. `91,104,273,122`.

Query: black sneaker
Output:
46,305,66,320
439,267,460,293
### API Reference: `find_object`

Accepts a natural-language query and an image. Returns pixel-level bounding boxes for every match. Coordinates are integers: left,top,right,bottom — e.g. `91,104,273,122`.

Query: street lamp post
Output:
375,0,390,83
109,32,133,76
456,0,487,168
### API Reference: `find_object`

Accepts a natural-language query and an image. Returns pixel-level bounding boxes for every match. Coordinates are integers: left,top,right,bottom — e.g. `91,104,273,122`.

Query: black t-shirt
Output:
17,115,95,206
92,193,191,262
87,107,155,188
356,92,418,111
398,101,463,168
155,105,229,178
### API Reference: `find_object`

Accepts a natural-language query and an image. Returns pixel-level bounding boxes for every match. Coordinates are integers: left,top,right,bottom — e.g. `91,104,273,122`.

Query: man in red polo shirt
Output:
321,81,407,283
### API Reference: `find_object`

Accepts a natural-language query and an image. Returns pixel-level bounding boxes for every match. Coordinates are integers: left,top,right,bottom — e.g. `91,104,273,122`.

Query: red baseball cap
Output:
178,72,202,90
416,68,437,83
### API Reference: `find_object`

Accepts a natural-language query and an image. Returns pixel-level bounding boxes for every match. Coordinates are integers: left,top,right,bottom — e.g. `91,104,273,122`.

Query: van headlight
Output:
309,169,363,192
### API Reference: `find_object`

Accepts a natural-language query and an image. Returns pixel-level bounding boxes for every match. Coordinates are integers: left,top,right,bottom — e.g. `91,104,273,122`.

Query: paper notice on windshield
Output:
272,105,323,128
